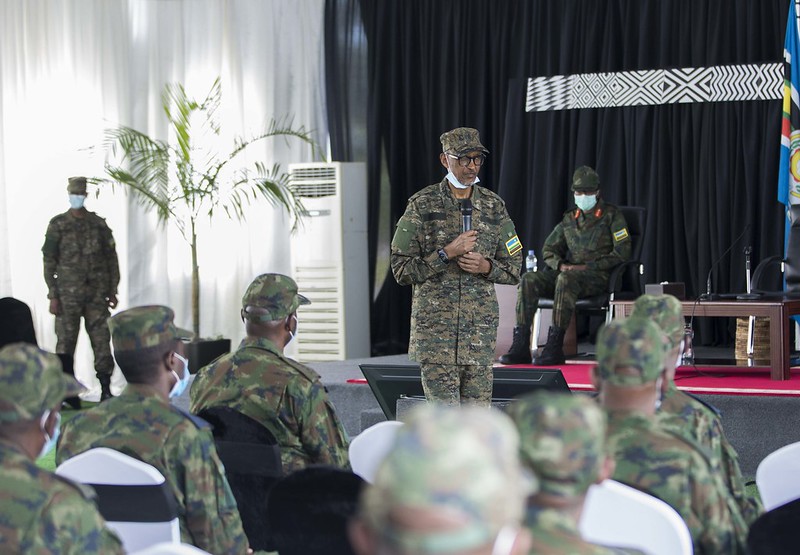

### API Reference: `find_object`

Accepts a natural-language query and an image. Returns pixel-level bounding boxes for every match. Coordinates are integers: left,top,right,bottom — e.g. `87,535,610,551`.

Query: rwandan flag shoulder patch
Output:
506,235,522,255
613,228,630,242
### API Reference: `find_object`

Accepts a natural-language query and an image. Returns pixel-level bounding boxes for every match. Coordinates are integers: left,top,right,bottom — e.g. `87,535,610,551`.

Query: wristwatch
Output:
437,248,450,264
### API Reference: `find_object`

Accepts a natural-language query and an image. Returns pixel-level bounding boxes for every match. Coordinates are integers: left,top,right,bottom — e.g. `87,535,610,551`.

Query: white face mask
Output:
287,314,298,343
38,410,61,459
445,170,481,190
68,194,86,209
574,193,597,212
169,352,191,399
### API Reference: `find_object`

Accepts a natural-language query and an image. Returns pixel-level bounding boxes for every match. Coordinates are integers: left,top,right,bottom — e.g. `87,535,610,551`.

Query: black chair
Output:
197,406,282,552
535,206,646,354
747,497,800,555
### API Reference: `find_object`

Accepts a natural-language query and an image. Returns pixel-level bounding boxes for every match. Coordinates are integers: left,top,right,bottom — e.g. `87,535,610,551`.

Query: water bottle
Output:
525,250,537,273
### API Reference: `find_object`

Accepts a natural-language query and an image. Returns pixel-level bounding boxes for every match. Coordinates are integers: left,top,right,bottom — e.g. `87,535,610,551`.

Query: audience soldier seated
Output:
500,166,631,366
190,273,350,475
631,293,762,525
348,404,534,555
592,317,748,554
509,391,632,554
267,465,365,555
56,305,250,554
0,343,124,554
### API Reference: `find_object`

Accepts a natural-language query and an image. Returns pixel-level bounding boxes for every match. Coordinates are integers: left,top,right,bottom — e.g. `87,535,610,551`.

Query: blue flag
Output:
779,1,800,209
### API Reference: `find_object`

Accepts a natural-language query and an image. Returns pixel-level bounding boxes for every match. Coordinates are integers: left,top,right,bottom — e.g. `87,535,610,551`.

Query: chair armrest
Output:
751,255,784,294
606,259,643,297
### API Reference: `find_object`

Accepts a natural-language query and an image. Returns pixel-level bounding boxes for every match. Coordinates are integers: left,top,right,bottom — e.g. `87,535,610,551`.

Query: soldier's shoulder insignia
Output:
573,209,581,219
613,228,630,242
594,208,603,218
505,235,522,256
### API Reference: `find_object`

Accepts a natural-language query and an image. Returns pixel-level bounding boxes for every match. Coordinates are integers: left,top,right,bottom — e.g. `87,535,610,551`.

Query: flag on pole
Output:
779,0,800,209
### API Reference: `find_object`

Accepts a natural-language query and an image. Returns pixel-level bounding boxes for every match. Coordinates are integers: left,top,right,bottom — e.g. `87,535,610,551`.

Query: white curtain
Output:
0,0,328,397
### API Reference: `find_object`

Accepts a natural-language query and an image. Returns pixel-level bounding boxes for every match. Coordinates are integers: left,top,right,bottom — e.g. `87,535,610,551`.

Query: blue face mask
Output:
38,411,61,459
68,194,86,209
169,352,191,399
574,193,597,212
445,171,480,190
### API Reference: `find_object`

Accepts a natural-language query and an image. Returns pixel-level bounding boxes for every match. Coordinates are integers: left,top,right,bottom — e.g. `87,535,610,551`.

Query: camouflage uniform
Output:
190,273,350,475
0,343,124,554
510,392,633,554
632,294,763,526
516,198,631,329
56,306,249,554
597,318,748,555
42,177,119,382
391,128,522,405
360,404,534,553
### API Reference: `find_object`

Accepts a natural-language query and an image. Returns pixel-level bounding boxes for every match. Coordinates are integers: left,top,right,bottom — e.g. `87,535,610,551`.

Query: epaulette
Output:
283,356,321,382
54,473,98,501
594,207,603,218
573,209,581,219
171,405,211,429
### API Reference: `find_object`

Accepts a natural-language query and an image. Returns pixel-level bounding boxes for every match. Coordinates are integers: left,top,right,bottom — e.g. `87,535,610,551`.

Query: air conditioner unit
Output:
286,162,370,362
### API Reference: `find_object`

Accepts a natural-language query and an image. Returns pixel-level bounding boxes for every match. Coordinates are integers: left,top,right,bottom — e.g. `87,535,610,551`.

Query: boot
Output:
499,325,532,364
59,353,81,410
532,326,566,366
99,375,114,402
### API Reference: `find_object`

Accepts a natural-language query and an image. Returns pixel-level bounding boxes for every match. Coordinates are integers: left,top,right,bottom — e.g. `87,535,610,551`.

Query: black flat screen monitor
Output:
359,363,571,420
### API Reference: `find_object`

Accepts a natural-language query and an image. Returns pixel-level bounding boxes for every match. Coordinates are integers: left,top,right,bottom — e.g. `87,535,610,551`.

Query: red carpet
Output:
501,362,800,397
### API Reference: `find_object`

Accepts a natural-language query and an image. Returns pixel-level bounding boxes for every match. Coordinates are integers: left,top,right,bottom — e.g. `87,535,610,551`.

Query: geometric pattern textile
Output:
526,63,782,112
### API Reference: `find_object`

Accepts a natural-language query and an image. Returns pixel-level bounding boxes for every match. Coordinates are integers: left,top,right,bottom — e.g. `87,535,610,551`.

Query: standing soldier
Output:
500,166,631,366
391,127,523,406
42,176,119,401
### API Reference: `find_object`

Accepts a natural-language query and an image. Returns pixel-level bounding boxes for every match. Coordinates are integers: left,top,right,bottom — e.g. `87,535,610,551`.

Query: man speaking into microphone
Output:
391,127,523,406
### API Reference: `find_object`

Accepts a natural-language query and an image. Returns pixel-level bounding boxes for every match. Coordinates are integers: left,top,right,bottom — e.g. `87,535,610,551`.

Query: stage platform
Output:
306,350,800,477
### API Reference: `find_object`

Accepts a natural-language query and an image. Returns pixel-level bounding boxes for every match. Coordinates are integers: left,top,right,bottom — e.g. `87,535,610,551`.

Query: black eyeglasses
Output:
447,153,485,168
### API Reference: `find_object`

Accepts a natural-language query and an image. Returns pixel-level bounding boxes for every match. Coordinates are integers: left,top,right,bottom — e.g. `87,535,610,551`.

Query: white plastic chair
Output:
579,479,693,555
756,440,800,511
56,447,181,553
132,542,211,555
349,420,404,483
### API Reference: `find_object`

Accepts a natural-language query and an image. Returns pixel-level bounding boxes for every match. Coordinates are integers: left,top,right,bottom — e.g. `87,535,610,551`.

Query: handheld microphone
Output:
703,224,750,300
461,199,473,232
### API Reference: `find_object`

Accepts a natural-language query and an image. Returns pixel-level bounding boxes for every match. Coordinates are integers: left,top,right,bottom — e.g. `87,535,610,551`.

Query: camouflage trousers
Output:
515,268,609,329
55,295,114,378
419,363,493,407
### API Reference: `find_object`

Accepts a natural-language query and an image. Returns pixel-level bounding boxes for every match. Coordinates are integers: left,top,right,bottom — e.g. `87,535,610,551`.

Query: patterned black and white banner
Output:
525,63,782,112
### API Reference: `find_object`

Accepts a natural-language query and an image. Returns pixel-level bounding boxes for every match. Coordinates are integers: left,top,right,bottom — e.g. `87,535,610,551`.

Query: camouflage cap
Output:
109,305,192,352
631,294,685,348
571,166,600,192
67,176,87,195
510,392,606,499
361,405,535,553
596,317,668,386
440,127,489,156
0,343,84,423
241,273,310,321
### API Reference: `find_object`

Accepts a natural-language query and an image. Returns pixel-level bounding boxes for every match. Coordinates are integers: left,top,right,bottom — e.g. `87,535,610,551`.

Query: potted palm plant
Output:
95,77,314,370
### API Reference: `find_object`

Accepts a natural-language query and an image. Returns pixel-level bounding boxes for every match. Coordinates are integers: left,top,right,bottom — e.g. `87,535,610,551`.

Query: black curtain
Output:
328,0,789,353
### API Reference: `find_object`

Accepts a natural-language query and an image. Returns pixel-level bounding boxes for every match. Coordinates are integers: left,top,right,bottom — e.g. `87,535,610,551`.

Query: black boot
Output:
532,326,566,366
99,375,114,402
59,354,82,410
499,325,532,364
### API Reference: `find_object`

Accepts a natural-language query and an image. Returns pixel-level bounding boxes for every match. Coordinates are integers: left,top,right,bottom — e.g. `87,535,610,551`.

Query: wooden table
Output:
610,298,800,381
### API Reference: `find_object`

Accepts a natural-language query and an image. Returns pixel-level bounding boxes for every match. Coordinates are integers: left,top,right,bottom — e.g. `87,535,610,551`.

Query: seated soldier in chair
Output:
499,166,630,366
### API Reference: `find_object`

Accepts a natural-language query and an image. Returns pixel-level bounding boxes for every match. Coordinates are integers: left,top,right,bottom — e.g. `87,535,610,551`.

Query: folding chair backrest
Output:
756,440,800,511
56,447,180,553
349,420,404,483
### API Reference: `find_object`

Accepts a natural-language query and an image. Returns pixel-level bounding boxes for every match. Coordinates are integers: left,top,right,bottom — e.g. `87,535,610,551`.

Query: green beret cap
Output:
0,343,83,423
631,294,685,348
571,166,600,192
440,127,489,156
241,273,310,321
109,305,192,352
67,176,87,194
596,317,668,386
510,392,606,499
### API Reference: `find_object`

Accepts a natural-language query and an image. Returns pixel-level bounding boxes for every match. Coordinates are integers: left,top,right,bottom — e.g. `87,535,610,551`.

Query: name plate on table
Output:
645,282,686,300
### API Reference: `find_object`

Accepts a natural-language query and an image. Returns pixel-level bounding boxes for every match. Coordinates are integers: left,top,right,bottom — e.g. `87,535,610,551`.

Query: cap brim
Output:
175,326,195,341
297,293,311,306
